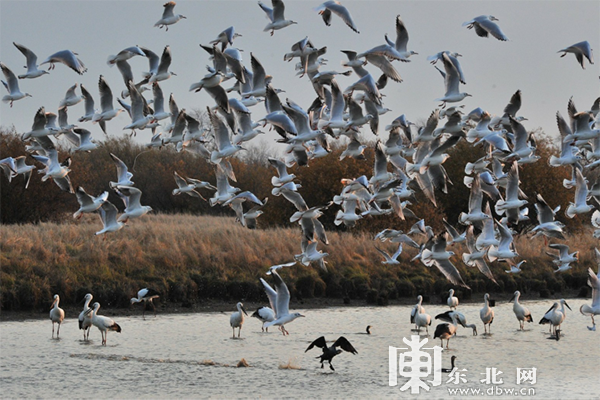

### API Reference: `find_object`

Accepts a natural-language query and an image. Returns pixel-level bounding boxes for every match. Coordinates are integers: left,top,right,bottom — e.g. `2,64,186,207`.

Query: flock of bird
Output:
1,0,599,368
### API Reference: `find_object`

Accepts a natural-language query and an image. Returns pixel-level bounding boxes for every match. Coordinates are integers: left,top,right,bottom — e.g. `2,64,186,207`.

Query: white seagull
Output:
435,52,471,107
109,153,134,189
314,1,359,33
123,81,154,134
565,167,593,218
580,249,600,330
259,0,297,36
58,83,83,109
12,42,49,79
115,186,152,222
260,269,305,335
92,75,124,134
77,84,95,122
148,46,175,84
154,1,186,31
375,244,403,265
1,62,31,107
40,49,87,74
558,41,594,69
95,201,125,236
462,15,508,41
74,186,108,219
107,46,146,66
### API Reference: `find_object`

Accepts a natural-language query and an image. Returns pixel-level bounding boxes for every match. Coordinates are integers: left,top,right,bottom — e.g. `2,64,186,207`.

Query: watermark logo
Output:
389,335,442,393
517,368,537,385
389,335,538,396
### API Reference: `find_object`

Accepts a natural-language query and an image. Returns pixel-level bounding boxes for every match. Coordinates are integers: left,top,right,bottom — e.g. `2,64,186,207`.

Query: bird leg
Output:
52,322,55,338
152,301,157,317
238,327,241,338
329,362,335,371
232,328,236,339
57,323,60,338
143,302,146,320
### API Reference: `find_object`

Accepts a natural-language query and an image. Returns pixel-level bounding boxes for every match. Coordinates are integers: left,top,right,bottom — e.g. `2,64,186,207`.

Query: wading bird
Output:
130,288,160,319
230,302,248,338
50,294,65,338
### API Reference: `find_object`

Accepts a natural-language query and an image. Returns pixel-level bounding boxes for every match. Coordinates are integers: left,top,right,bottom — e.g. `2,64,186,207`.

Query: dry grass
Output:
0,213,595,311
279,357,302,370
236,358,249,368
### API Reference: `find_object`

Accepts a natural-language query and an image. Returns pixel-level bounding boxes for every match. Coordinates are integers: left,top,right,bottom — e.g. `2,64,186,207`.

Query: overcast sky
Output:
1,0,598,148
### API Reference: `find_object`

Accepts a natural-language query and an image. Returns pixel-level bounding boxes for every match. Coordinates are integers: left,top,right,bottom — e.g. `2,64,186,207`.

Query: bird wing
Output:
98,75,113,112
162,1,176,19
80,84,95,115
433,259,470,289
441,52,460,95
110,153,132,183
157,46,172,74
333,336,358,354
13,42,38,71
272,0,286,21
258,1,274,22
478,18,508,41
117,185,143,209
140,47,160,75
394,15,409,52
270,270,290,317
323,1,359,33
1,63,19,93
503,90,521,117
305,336,327,352
364,54,403,83
259,277,278,315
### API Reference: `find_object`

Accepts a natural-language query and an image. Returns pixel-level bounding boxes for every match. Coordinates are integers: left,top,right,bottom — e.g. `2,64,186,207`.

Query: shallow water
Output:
1,300,598,399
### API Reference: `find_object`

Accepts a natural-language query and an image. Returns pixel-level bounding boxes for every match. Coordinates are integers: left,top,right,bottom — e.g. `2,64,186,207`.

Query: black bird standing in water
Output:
305,336,358,371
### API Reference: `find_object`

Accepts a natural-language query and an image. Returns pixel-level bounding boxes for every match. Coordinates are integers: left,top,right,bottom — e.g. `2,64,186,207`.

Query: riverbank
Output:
1,214,596,314
1,288,589,323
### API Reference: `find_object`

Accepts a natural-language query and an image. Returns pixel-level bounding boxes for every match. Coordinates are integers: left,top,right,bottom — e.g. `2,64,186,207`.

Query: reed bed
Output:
0,214,595,311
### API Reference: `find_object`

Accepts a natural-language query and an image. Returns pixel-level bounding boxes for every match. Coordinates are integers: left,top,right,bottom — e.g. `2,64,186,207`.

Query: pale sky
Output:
1,0,598,147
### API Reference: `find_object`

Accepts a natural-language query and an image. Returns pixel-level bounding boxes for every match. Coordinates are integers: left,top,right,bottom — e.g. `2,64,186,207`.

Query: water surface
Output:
1,300,598,398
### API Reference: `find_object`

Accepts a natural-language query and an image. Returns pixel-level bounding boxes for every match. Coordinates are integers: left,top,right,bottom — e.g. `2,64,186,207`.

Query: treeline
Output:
0,127,589,235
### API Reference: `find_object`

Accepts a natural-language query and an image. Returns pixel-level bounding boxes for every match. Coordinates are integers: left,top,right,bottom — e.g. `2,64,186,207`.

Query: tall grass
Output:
0,214,595,311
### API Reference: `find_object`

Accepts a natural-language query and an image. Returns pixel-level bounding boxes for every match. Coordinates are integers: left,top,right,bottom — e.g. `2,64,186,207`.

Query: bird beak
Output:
299,314,305,317
508,294,515,303
242,306,248,316
565,302,572,311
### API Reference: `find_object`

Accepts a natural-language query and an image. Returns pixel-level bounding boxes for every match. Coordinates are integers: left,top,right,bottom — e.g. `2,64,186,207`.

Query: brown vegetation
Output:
0,214,595,312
